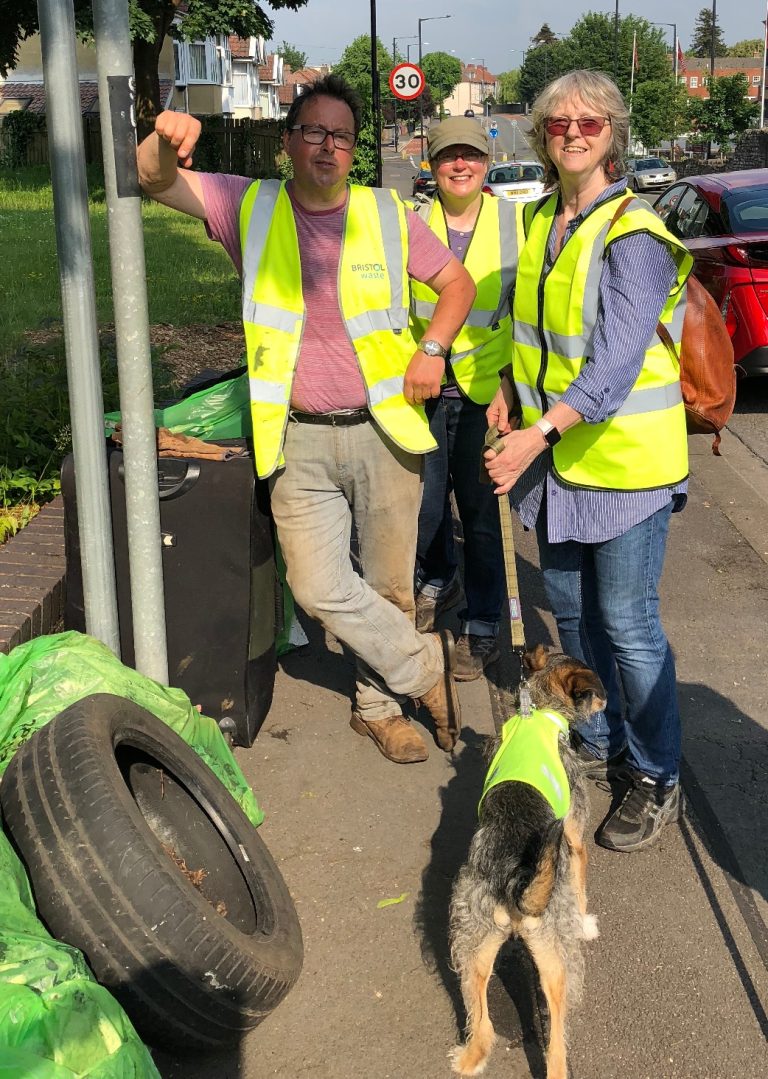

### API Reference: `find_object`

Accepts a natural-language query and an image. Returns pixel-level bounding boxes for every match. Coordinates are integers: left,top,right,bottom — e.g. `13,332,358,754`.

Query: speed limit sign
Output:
389,63,425,101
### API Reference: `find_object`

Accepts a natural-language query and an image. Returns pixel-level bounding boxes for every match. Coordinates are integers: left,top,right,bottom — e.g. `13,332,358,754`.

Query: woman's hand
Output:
486,374,520,434
484,427,545,494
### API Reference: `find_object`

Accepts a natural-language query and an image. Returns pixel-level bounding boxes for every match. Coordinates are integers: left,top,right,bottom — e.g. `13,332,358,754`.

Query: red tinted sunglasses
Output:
545,116,610,137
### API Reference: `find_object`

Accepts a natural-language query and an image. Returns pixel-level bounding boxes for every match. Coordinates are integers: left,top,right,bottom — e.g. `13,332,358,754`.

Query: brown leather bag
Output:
610,196,736,455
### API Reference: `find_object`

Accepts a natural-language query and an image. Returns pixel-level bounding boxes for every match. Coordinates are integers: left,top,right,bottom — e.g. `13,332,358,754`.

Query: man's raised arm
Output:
137,111,206,219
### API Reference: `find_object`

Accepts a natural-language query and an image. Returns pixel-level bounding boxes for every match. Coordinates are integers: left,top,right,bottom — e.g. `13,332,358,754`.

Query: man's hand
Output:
404,351,445,405
155,110,202,169
484,427,546,495
486,374,521,434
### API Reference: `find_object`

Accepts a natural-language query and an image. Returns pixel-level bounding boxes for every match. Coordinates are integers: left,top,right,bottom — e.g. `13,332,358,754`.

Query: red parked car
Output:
654,169,768,377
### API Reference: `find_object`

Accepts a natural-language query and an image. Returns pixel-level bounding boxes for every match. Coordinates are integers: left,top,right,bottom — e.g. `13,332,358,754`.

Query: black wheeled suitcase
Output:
62,445,277,747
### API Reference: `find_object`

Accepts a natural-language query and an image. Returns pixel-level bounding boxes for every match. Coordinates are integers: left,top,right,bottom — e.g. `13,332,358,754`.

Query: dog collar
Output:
479,709,571,819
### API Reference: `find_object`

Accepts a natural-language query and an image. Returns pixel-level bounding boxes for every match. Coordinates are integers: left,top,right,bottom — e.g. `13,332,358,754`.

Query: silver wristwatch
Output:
419,339,448,358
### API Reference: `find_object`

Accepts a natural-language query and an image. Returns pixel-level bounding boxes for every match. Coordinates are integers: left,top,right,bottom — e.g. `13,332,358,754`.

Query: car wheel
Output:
0,693,304,1053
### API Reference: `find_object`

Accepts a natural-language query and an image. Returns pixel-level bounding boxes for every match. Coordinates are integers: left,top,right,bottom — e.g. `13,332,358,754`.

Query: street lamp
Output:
613,0,620,79
418,13,452,156
391,34,418,151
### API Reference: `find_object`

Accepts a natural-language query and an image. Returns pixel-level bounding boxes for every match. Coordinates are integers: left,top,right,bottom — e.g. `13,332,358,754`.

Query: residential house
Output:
256,53,285,121
278,66,333,118
676,56,763,103
443,63,498,117
228,36,267,119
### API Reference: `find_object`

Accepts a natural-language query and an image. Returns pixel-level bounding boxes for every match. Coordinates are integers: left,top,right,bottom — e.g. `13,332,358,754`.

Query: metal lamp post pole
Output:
761,4,768,128
418,14,451,159
370,0,382,186
614,0,620,79
392,35,417,151
650,22,678,156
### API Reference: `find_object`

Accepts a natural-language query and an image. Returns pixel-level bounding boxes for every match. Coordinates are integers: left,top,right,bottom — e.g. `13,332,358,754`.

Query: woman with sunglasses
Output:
485,70,693,853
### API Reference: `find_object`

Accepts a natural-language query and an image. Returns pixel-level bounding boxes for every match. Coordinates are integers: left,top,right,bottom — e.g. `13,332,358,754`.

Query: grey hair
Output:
529,70,629,188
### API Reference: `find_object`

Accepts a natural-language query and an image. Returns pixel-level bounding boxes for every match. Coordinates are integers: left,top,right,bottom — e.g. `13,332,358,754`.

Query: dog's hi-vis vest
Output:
239,179,436,479
479,709,570,819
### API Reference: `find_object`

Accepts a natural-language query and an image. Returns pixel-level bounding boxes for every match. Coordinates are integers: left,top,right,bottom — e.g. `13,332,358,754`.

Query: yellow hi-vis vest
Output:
479,709,571,819
513,193,694,491
410,195,524,404
239,180,437,478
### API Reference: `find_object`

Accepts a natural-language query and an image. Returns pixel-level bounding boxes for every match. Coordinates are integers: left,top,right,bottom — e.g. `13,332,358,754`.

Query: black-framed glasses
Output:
544,116,611,137
290,124,356,150
434,148,487,164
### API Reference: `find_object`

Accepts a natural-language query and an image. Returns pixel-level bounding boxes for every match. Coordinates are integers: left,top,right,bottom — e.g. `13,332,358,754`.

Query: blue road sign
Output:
489,128,498,138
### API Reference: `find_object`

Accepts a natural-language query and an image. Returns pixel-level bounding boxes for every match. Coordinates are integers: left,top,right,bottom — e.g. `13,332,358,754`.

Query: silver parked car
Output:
482,161,546,203
626,157,677,192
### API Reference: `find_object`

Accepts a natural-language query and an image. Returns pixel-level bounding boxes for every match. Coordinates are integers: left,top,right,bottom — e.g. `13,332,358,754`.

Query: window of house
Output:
689,77,698,89
702,76,709,86
754,75,761,84
678,76,687,86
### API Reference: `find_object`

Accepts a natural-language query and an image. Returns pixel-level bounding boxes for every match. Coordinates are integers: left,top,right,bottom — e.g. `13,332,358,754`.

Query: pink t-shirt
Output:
199,173,452,412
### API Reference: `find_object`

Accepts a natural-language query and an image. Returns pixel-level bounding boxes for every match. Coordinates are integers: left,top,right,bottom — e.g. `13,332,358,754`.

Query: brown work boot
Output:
414,575,463,633
350,712,429,763
415,629,461,752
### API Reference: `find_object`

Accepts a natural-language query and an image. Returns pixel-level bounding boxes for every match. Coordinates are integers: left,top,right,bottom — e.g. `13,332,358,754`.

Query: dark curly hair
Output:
284,74,363,137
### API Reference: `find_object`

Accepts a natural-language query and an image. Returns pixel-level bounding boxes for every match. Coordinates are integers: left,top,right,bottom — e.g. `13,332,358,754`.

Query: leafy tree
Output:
421,51,461,117
278,40,308,70
631,79,688,153
689,7,726,58
497,69,521,104
687,74,759,149
725,39,763,58
1,0,309,140
333,34,395,110
532,24,559,47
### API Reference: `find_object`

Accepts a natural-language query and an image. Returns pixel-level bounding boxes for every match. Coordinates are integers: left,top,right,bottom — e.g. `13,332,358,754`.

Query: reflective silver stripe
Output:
367,374,404,406
465,308,507,328
242,300,301,334
514,382,560,412
613,382,682,417
412,298,437,319
241,179,281,306
370,188,405,313
663,298,686,341
490,201,520,324
347,308,407,339
249,377,289,405
514,320,542,350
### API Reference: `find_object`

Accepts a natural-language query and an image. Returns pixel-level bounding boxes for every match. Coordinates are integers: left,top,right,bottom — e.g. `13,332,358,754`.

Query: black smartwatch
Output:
534,418,561,447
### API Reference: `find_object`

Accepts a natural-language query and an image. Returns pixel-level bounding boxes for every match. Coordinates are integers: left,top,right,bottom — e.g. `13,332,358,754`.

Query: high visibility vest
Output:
410,195,523,404
479,709,571,819
513,193,693,491
239,180,437,478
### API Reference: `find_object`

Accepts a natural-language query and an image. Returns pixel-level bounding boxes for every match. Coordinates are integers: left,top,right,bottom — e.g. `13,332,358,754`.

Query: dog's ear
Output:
523,644,549,672
561,668,607,713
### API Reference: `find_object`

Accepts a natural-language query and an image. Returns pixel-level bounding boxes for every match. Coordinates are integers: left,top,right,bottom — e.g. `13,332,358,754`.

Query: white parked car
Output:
626,157,677,192
482,161,546,202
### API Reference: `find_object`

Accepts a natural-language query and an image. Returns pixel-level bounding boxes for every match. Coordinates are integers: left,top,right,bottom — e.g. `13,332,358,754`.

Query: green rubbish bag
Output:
0,829,160,1078
0,631,263,828
104,369,251,442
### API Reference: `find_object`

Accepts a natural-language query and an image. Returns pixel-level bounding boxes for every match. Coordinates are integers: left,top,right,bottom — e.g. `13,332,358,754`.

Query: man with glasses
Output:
137,75,476,765
410,117,524,680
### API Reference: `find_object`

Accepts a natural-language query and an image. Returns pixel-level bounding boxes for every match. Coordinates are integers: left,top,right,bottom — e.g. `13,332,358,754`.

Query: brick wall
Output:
0,498,65,654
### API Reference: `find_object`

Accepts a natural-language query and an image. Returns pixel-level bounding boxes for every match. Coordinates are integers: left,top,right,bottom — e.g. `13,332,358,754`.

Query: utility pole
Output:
709,0,716,80
613,0,620,79
370,0,382,185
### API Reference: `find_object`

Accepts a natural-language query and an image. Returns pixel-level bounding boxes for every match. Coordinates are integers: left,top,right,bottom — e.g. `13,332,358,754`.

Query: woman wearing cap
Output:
485,70,693,853
411,116,524,681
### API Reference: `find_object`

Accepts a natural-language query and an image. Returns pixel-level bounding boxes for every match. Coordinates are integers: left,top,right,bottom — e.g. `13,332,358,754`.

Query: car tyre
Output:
0,693,303,1053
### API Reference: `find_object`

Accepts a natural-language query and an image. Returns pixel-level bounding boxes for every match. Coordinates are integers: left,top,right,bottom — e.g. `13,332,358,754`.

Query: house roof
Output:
461,63,496,84
278,83,297,105
0,79,175,116
229,35,254,59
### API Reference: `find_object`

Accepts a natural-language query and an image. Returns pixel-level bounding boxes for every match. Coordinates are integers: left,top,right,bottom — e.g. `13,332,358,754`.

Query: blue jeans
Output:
535,502,681,785
416,396,504,636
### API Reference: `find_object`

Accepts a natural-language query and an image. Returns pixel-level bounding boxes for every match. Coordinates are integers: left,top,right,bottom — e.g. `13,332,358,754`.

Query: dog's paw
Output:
449,1044,490,1076
581,913,600,940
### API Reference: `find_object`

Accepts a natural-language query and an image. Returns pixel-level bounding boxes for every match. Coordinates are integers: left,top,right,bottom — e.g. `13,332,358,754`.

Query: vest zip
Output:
439,196,484,403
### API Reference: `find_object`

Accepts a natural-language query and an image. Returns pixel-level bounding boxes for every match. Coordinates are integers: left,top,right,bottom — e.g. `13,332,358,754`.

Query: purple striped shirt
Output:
511,179,687,543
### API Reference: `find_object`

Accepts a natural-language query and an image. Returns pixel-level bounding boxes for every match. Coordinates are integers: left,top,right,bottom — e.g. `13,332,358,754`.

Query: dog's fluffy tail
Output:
514,819,563,917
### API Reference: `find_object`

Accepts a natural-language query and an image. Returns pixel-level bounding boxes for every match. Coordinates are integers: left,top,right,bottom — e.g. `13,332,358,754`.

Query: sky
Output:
267,0,765,74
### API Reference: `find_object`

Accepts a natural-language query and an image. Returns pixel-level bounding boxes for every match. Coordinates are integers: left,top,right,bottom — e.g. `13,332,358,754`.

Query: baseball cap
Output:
427,117,491,160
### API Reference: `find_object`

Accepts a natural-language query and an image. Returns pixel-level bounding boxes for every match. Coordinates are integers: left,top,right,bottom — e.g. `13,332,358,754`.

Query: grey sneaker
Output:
414,575,463,633
597,772,683,853
453,634,500,682
570,730,628,781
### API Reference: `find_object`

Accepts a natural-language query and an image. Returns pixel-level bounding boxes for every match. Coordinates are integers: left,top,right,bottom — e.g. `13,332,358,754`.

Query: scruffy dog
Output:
449,646,607,1079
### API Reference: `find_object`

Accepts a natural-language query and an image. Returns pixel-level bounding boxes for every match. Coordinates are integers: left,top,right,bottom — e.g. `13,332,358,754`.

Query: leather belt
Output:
290,408,370,427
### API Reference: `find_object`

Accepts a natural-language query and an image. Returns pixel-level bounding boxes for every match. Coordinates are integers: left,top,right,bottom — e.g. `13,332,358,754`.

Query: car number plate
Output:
505,188,531,197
